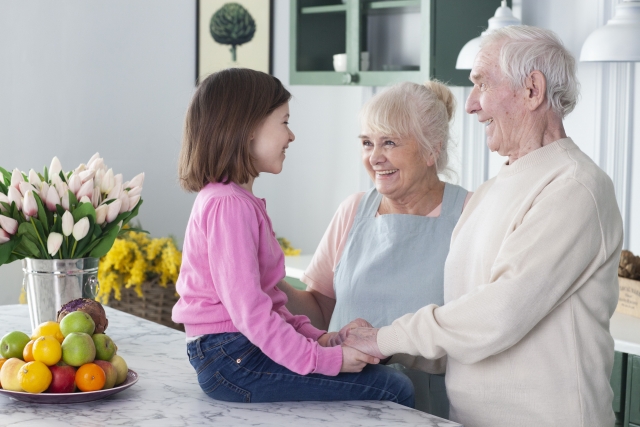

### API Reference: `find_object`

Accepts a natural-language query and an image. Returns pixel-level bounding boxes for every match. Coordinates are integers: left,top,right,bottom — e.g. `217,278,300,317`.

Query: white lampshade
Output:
580,0,640,62
456,1,521,70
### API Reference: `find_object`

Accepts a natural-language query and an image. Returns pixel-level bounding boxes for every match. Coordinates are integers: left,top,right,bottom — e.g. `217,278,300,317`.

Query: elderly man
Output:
344,25,623,427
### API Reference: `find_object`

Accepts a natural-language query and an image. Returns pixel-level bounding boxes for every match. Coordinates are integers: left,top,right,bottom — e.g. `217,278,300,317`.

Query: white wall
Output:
1,0,638,305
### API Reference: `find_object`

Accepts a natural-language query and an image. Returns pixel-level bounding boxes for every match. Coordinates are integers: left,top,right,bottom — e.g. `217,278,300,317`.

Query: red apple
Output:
46,365,77,393
93,360,117,389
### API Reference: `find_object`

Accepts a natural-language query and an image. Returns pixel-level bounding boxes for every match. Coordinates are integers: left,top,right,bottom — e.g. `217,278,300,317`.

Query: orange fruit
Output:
32,336,62,366
18,361,52,393
23,340,35,362
75,363,105,392
32,321,64,344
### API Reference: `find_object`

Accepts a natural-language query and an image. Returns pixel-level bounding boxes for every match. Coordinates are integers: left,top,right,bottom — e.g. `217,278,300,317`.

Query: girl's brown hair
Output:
178,68,292,192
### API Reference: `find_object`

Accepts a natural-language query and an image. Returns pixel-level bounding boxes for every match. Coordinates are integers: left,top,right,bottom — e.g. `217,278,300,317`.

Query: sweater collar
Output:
498,137,576,177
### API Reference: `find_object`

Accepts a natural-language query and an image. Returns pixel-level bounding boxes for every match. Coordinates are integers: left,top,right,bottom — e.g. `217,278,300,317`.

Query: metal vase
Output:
23,258,100,332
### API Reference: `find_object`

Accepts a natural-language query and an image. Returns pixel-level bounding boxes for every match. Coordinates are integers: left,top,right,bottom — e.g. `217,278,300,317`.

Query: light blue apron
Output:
329,182,467,418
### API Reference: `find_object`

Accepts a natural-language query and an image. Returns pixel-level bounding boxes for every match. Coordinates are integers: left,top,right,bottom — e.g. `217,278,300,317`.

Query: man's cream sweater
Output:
378,138,623,427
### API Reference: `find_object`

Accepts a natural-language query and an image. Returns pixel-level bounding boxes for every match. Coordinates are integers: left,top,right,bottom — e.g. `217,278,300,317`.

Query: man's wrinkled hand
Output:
340,345,379,373
325,318,373,347
343,327,386,360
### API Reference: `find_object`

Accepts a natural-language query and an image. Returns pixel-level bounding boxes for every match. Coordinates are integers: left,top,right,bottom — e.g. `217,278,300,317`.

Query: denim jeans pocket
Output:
197,370,251,403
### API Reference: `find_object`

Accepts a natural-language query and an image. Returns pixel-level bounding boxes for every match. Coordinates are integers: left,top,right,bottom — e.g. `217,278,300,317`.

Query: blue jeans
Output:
186,332,415,407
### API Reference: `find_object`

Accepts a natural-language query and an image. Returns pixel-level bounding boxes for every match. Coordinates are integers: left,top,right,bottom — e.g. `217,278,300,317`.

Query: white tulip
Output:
94,169,104,192
62,211,74,236
95,204,108,225
50,174,63,193
106,184,121,201
79,169,95,183
0,215,18,235
45,186,61,212
72,217,90,241
47,232,63,256
38,182,50,202
76,179,93,200
88,157,105,172
91,187,101,208
79,196,92,204
119,193,130,213
49,157,62,179
125,173,144,190
10,168,24,189
128,195,140,211
87,153,101,167
127,186,142,197
68,174,82,194
7,186,23,210
106,200,121,223
61,190,70,210
0,229,10,244
56,182,69,200
28,169,41,186
100,169,115,194
18,181,37,197
74,163,87,175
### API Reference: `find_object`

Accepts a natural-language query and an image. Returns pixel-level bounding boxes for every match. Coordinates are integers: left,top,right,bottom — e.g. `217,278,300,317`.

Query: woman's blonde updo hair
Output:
360,80,456,176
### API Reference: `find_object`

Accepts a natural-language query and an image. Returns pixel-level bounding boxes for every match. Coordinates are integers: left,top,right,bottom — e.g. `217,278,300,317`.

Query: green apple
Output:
92,334,116,361
0,358,26,391
93,360,117,389
61,332,96,367
0,331,30,359
59,311,95,337
109,354,128,385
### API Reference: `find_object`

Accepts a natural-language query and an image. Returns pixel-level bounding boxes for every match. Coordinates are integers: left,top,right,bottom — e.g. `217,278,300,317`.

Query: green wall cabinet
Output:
289,0,509,86
608,352,640,427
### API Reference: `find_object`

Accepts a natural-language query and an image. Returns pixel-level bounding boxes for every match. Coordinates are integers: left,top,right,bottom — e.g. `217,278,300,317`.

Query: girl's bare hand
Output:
340,345,380,373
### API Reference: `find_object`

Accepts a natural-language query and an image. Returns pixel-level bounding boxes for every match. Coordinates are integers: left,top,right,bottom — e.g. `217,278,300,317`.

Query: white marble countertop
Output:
0,304,461,427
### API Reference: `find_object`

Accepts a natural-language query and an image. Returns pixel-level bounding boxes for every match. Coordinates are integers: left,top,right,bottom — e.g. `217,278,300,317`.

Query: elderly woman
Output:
344,26,624,427
280,80,470,418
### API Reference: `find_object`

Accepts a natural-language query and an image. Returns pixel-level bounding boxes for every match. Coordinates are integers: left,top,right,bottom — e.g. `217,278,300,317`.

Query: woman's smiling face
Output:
360,129,436,200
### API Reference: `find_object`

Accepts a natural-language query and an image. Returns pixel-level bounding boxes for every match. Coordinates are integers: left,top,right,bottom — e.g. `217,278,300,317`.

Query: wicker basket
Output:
106,279,184,331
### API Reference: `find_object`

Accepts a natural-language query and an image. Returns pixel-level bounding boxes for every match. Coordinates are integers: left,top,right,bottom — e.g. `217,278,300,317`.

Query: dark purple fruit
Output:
57,298,108,334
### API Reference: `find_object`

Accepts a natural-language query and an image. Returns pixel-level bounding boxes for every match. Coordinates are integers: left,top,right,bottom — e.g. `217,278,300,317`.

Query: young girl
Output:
171,68,414,406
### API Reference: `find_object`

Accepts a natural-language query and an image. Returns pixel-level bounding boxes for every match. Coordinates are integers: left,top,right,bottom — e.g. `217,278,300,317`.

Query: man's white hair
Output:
481,25,580,118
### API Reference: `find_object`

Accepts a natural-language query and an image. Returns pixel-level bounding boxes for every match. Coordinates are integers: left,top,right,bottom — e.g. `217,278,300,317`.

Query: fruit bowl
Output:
0,369,138,404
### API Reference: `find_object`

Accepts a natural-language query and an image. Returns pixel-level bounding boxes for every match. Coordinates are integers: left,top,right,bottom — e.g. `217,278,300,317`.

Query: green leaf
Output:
89,225,120,258
121,199,143,227
0,239,18,266
58,171,68,183
68,190,78,208
0,182,7,195
118,227,149,236
32,192,49,234
18,222,38,240
43,166,49,183
17,237,40,258
0,202,10,212
72,202,96,223
31,218,49,258
0,166,11,186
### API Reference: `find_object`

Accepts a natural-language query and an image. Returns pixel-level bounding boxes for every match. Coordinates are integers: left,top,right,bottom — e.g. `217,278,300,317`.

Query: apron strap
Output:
440,183,468,218
354,187,383,219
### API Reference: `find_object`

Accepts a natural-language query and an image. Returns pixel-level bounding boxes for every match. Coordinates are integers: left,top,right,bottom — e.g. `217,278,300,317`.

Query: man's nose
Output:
466,86,481,115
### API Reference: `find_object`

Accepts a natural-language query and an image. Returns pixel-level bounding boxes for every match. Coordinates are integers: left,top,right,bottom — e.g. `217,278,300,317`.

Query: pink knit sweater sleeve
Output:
206,196,342,376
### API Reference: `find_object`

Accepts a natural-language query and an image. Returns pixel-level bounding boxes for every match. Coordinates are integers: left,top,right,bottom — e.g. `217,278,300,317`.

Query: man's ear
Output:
524,70,546,111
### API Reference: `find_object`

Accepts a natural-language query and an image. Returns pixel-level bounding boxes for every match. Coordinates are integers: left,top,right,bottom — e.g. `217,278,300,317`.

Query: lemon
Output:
32,321,64,344
32,336,62,366
18,361,52,393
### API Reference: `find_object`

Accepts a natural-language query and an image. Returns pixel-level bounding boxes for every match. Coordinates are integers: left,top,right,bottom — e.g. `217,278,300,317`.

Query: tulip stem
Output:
71,240,78,258
30,217,50,259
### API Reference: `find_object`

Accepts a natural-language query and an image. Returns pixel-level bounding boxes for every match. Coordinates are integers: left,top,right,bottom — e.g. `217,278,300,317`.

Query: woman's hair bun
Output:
423,80,456,122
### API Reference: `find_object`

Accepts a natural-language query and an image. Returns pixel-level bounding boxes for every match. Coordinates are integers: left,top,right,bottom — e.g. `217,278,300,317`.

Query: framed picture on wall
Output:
196,0,273,83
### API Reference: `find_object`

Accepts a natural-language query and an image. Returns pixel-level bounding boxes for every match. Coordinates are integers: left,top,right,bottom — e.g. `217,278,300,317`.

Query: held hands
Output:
343,327,386,360
340,345,380,373
318,318,373,347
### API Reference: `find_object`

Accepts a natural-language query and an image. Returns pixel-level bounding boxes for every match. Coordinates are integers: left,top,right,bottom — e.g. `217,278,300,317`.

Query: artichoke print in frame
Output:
197,0,272,83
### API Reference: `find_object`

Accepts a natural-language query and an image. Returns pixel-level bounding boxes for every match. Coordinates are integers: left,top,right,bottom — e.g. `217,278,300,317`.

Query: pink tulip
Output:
95,205,108,225
91,187,101,208
49,157,62,178
61,190,70,210
76,179,93,200
127,186,142,197
128,195,140,211
50,174,63,193
23,191,38,220
55,182,69,199
10,168,24,189
18,181,36,197
28,169,41,186
0,193,9,212
47,232,63,256
0,215,18,235
68,174,82,194
45,186,60,212
0,229,10,244
106,199,121,223
72,217,90,241
62,211,74,236
7,187,23,210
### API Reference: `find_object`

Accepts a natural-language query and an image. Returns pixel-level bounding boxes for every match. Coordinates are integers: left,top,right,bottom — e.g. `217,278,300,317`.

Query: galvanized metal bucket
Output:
23,258,100,332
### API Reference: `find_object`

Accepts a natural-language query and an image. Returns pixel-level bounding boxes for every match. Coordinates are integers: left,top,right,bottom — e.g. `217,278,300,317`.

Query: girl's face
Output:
250,103,295,175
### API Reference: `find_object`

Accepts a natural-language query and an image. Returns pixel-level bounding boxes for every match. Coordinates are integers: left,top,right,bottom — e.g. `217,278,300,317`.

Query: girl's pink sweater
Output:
172,182,342,376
